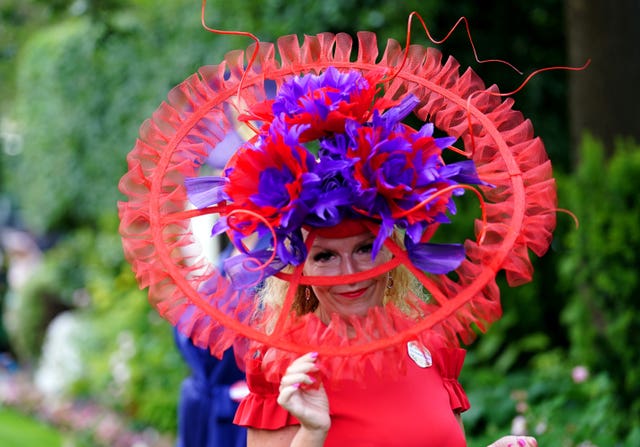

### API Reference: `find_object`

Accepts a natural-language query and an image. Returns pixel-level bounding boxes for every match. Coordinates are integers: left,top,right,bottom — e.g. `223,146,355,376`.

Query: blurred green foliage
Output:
462,138,640,446
0,407,62,446
3,0,569,233
558,136,640,439
6,213,188,433
1,0,638,444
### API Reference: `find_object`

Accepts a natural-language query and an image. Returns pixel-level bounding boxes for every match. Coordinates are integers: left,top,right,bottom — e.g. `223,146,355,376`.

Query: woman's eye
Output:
313,251,334,263
356,243,373,254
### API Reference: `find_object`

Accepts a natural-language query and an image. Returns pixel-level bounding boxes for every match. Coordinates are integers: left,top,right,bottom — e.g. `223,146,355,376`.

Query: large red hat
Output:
118,28,556,381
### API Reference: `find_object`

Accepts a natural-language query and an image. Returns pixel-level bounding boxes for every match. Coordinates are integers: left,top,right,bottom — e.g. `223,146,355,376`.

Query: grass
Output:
0,406,62,447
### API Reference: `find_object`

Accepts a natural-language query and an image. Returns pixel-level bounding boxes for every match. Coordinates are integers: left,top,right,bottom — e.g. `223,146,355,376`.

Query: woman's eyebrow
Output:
309,245,336,252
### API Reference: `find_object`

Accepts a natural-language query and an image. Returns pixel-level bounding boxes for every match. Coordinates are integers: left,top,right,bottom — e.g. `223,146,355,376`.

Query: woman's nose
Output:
339,256,358,275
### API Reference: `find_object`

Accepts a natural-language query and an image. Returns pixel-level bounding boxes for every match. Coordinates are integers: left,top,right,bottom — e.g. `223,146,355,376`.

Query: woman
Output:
236,227,469,446
119,23,556,447
234,228,536,447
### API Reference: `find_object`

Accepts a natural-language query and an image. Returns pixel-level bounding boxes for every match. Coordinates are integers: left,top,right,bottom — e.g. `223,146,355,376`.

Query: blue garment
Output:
174,329,247,447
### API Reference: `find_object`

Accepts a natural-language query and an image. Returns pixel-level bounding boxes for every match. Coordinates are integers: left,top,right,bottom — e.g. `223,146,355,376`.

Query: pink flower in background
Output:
511,415,528,435
572,365,589,383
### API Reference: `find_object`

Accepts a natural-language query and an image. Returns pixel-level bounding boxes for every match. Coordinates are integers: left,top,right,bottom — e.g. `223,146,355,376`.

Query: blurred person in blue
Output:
174,329,247,447
173,119,250,447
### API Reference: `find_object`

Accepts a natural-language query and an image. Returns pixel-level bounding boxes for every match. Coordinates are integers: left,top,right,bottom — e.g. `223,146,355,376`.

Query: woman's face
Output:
303,231,390,321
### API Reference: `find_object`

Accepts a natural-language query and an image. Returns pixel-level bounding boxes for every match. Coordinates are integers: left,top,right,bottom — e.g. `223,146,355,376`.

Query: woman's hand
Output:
487,435,537,447
277,352,331,434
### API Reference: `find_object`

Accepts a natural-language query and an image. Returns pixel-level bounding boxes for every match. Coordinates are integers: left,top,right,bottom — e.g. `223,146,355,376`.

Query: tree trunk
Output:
565,0,640,161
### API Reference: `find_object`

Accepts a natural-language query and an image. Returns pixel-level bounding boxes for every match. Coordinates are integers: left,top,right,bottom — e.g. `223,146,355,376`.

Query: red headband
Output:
306,219,371,239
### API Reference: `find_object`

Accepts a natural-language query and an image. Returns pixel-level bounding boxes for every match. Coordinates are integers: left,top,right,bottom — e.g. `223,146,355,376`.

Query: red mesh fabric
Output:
118,31,557,381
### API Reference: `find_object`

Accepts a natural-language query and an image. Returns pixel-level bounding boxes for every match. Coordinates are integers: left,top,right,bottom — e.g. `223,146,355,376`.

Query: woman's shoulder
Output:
234,347,301,429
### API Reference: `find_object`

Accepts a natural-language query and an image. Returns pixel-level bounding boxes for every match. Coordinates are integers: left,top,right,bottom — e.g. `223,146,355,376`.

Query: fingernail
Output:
309,352,318,359
292,382,300,389
517,439,526,447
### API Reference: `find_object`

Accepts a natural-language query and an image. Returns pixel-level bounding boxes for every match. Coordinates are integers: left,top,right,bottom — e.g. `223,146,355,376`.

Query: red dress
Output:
234,340,470,447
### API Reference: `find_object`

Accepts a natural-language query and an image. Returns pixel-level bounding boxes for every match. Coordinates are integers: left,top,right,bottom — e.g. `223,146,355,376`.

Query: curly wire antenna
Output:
495,59,591,97
392,184,488,246
225,208,279,273
557,208,580,229
200,0,260,97
391,12,588,237
391,11,591,97
389,12,524,81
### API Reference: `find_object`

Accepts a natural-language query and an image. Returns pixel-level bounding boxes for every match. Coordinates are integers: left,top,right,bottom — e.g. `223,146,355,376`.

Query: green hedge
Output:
558,135,640,440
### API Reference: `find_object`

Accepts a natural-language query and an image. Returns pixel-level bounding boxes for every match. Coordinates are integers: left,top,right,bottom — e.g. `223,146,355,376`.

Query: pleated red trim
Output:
118,31,556,382
233,355,301,428
434,347,471,413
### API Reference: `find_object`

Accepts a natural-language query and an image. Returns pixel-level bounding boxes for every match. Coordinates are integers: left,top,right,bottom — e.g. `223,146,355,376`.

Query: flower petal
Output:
184,176,229,208
405,239,465,274
223,250,286,289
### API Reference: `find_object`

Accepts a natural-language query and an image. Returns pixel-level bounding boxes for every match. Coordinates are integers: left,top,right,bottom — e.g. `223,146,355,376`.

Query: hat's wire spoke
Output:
273,263,305,339
160,206,223,224
393,184,488,246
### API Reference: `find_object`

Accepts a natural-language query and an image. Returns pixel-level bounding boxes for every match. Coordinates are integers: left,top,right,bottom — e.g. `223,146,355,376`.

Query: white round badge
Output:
407,340,432,368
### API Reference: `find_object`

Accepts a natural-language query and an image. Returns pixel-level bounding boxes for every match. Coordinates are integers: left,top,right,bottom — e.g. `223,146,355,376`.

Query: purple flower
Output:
185,176,229,208
183,67,491,287
405,238,466,274
268,67,386,142
273,67,370,119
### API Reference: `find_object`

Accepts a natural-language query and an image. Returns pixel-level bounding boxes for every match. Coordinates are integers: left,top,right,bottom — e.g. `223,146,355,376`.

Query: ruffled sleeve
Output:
233,356,300,429
434,347,471,413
